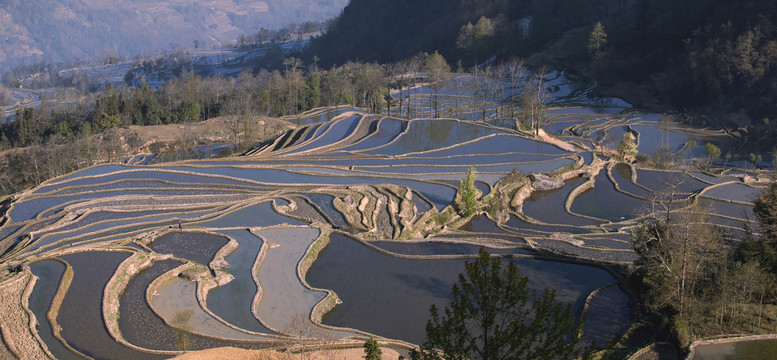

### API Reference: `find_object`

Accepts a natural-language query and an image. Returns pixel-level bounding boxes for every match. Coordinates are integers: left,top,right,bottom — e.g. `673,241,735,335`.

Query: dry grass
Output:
0,272,50,359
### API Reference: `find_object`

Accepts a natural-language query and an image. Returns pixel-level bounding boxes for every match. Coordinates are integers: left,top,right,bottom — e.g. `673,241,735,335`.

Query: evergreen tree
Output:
411,248,585,360
588,21,607,59
617,132,638,160
364,337,383,360
457,166,479,217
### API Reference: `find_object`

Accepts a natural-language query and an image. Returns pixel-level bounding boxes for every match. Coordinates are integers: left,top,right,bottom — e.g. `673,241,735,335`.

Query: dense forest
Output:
0,61,390,194
307,0,777,126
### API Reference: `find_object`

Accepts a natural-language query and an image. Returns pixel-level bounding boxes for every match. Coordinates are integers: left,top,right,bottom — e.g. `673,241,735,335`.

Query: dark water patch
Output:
532,238,639,263
29,260,80,360
365,120,500,156
33,217,184,251
0,225,23,243
285,127,308,148
42,181,165,195
410,192,433,214
693,339,777,360
57,251,164,359
522,178,603,227
341,118,407,152
119,260,262,351
206,230,272,333
582,285,631,344
411,134,569,157
581,238,634,250
307,234,628,346
437,180,491,198
197,202,304,228
353,164,526,176
41,171,255,194
166,167,456,211
304,194,348,229
299,108,362,125
149,232,228,265
692,173,729,185
504,216,592,234
51,210,201,236
370,241,529,256
571,172,647,221
703,183,761,203
245,152,566,168
611,164,652,198
9,197,66,222
307,122,332,141
635,170,708,194
287,195,328,224
580,152,595,165
272,130,294,151
629,123,691,155
707,214,755,231
13,190,230,223
287,116,361,154
58,165,131,181
460,215,505,234
698,198,755,221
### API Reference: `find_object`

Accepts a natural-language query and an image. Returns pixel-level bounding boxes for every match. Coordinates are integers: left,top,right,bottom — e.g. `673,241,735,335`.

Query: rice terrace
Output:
0,67,774,360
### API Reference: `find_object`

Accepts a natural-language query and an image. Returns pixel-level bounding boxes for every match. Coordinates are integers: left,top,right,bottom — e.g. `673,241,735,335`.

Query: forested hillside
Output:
0,0,347,72
307,0,777,126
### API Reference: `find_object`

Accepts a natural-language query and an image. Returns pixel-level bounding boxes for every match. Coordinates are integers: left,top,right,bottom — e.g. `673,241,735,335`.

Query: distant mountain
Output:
0,0,347,72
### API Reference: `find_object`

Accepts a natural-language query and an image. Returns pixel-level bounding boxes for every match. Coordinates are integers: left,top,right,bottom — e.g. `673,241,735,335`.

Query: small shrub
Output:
364,337,382,360
434,210,454,226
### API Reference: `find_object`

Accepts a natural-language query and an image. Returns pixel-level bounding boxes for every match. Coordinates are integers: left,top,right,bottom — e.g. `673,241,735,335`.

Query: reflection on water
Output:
307,234,629,346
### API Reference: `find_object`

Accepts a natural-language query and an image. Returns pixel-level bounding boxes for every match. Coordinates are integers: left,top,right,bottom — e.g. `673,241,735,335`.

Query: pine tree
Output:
411,248,585,360
588,22,608,59
364,337,383,360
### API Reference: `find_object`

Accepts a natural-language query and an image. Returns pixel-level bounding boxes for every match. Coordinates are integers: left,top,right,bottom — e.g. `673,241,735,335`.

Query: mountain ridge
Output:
0,0,347,72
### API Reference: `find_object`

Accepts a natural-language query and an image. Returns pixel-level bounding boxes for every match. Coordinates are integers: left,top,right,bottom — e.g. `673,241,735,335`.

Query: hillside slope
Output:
308,0,777,126
0,0,347,71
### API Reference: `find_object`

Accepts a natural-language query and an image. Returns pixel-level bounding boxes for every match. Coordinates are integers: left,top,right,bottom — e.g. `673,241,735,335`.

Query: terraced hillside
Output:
0,72,769,357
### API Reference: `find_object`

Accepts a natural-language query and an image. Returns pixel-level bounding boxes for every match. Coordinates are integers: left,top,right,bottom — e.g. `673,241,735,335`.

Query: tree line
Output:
630,180,777,351
0,49,563,196
308,0,777,131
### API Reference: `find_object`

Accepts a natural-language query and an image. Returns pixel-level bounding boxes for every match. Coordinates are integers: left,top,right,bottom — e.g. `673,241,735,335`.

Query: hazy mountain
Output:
0,0,347,71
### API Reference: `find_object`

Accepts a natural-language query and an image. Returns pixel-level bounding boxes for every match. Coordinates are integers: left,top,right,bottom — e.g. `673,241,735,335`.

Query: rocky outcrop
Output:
530,174,564,191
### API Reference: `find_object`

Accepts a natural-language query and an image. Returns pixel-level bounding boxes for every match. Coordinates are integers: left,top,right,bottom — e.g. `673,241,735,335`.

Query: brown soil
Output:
125,115,295,150
0,272,50,359
170,346,402,360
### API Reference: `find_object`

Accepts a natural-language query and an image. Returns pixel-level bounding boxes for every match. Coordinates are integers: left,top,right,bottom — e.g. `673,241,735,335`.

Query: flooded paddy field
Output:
0,69,771,358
